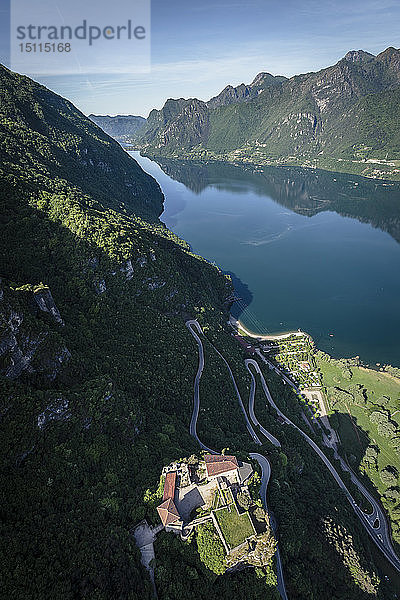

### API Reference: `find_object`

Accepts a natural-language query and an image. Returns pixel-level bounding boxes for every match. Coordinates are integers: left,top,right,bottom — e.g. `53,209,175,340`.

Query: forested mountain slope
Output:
0,65,243,599
0,65,162,222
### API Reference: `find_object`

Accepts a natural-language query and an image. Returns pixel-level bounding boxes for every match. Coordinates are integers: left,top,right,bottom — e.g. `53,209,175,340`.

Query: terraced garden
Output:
215,505,255,549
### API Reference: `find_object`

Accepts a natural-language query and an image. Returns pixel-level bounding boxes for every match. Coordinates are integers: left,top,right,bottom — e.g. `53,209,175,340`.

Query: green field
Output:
316,352,400,547
316,357,400,400
215,506,254,549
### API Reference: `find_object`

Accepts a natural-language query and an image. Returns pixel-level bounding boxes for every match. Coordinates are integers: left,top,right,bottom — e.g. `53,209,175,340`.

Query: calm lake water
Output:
130,151,400,366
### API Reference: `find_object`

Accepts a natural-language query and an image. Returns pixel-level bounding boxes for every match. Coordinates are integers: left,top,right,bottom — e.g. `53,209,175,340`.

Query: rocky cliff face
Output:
206,72,286,109
0,282,70,381
33,288,65,326
160,99,210,149
344,50,375,63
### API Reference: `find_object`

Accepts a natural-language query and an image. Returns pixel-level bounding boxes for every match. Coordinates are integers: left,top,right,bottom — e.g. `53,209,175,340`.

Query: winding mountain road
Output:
186,320,262,446
246,361,281,447
250,452,288,600
254,349,387,531
186,316,400,600
185,320,217,454
246,358,400,573
186,320,288,598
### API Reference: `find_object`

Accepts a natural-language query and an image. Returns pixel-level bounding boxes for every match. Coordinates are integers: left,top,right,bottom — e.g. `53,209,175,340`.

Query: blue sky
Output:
1,0,400,116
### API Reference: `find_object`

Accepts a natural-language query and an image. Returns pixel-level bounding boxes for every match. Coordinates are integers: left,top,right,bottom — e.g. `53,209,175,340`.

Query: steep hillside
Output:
135,47,400,179
89,114,146,141
0,65,247,600
143,97,210,149
0,65,162,222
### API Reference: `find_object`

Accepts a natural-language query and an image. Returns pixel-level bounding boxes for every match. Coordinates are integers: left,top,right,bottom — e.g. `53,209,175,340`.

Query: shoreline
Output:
232,317,400,380
134,148,400,183
231,316,310,342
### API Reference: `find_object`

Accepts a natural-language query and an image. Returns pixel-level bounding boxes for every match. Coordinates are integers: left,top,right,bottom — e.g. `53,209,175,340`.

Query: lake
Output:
130,151,400,367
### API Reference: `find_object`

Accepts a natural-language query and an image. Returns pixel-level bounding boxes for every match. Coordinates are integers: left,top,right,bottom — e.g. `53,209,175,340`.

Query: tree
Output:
279,452,288,467
329,387,354,407
363,445,379,467
377,395,390,405
196,522,226,575
188,454,198,465
385,487,400,502
378,420,397,438
254,506,268,523
369,410,388,425
237,492,252,510
380,466,398,486
341,367,352,380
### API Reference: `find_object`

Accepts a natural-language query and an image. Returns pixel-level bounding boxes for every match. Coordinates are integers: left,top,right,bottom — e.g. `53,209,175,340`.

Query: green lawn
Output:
318,359,400,402
317,356,400,490
316,353,400,547
332,403,399,487
215,506,254,549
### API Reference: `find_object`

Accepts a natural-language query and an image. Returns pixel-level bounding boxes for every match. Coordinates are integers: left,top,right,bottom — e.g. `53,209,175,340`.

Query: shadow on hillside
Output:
225,271,253,321
330,410,371,470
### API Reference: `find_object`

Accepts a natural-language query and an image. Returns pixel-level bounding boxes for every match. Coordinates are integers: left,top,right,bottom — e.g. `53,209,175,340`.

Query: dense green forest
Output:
0,64,234,599
0,64,398,599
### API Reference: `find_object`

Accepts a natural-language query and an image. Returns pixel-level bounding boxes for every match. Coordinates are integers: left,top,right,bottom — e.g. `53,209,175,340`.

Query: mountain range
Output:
89,114,146,141
92,47,400,180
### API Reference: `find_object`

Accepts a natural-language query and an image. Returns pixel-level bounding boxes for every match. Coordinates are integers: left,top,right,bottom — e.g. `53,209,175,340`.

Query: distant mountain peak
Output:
376,46,400,63
89,113,146,141
250,72,277,86
378,46,399,55
89,113,145,119
344,50,375,63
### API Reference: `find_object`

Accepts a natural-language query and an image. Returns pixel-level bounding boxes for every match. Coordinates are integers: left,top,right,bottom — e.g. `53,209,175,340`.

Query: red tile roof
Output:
204,454,239,477
163,471,177,501
157,498,180,527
